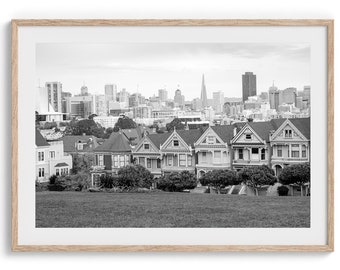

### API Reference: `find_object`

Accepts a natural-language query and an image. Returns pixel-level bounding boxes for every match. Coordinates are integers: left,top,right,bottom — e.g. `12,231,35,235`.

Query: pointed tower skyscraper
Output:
200,74,208,107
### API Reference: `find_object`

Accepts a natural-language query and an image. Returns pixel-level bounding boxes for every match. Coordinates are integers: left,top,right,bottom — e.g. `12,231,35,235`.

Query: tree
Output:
238,165,277,196
278,163,310,196
117,164,154,189
157,171,197,192
166,118,185,132
200,170,240,193
113,116,137,132
88,113,98,120
71,154,94,174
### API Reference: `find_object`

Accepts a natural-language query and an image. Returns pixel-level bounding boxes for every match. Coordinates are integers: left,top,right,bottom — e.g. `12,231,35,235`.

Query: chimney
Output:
233,127,237,137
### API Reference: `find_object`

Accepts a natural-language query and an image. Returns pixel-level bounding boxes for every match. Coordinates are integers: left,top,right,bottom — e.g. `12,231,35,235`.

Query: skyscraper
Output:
213,91,224,113
200,74,208,108
105,84,117,101
174,89,185,108
158,89,168,102
80,85,88,96
45,82,62,113
268,84,282,111
242,72,257,102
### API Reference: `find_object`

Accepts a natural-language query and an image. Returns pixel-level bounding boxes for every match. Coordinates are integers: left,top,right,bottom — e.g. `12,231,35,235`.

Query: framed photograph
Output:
12,19,334,252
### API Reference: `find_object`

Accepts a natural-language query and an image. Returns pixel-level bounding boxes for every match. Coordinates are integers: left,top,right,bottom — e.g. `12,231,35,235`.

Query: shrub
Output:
199,169,240,193
117,164,154,188
277,185,289,196
279,163,310,196
100,174,119,189
47,175,66,191
157,171,197,192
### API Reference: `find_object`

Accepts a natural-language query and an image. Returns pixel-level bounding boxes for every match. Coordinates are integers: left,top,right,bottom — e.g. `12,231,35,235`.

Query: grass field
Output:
36,191,310,228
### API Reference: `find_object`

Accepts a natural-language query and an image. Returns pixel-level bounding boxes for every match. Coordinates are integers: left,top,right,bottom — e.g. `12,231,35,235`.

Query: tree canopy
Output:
166,118,185,132
113,116,137,132
157,171,197,192
278,163,310,196
238,165,276,195
117,164,154,189
200,170,240,192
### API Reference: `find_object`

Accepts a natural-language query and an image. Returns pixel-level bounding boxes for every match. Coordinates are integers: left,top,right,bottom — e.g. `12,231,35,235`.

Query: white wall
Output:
0,0,339,269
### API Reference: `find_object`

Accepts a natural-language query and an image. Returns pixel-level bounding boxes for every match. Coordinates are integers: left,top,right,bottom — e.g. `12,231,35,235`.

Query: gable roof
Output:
210,125,236,144
94,132,132,153
60,135,100,152
176,129,204,147
121,128,142,145
36,129,50,147
289,118,310,139
148,132,172,150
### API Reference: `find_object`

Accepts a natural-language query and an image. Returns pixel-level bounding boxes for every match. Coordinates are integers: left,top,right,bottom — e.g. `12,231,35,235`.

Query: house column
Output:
299,144,302,158
186,154,188,167
117,154,120,168
288,144,291,159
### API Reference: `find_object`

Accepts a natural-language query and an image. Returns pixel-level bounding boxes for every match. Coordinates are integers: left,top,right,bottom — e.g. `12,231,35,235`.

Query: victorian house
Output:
159,129,203,175
132,132,171,177
194,125,241,178
269,118,310,176
230,121,283,171
91,131,133,185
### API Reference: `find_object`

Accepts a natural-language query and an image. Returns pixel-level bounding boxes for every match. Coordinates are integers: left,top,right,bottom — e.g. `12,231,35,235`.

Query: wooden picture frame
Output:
12,19,334,252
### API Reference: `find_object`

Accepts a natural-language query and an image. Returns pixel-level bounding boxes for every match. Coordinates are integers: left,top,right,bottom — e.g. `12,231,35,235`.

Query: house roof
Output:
55,162,69,167
247,121,278,141
148,132,172,150
36,129,50,147
60,135,100,153
121,128,142,145
289,118,310,139
176,129,204,147
211,125,236,144
94,131,132,153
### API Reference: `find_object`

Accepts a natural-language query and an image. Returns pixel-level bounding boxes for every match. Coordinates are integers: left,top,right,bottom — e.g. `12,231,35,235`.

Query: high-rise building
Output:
268,84,282,111
95,95,108,116
61,92,72,114
303,86,311,105
36,86,49,113
118,88,129,103
192,98,202,111
105,84,117,101
80,85,88,96
200,74,208,108
282,87,297,105
174,89,185,107
65,95,95,119
158,89,168,102
212,91,224,113
242,72,257,102
45,82,62,113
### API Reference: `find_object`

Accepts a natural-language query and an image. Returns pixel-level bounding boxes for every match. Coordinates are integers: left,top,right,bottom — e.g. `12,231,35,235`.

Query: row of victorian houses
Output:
90,117,310,186
36,118,310,184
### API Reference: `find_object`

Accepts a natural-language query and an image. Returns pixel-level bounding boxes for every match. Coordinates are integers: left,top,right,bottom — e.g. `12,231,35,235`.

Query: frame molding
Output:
11,19,334,252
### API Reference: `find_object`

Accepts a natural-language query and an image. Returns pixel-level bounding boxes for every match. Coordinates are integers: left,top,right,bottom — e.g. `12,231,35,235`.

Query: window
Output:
207,136,215,144
173,140,179,147
277,145,282,157
179,154,186,166
65,168,68,174
245,134,252,140
147,159,151,168
214,151,221,163
238,149,243,159
98,155,104,166
202,152,207,162
56,169,59,176
167,155,173,166
113,155,118,167
187,155,192,166
38,151,44,161
119,155,125,167
38,168,45,177
77,143,83,150
50,151,55,159
251,148,259,154
139,157,145,166
144,144,150,150
156,159,161,168
261,149,266,160
302,145,307,158
285,129,292,138
291,144,300,158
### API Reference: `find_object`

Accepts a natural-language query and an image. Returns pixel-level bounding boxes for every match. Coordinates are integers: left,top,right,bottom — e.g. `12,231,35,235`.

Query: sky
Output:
36,43,310,100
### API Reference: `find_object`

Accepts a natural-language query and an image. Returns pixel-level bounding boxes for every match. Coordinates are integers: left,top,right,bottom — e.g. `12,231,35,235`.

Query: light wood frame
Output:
11,19,334,252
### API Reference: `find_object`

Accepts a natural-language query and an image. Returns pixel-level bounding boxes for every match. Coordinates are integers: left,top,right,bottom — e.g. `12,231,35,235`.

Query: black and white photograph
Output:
34,41,311,228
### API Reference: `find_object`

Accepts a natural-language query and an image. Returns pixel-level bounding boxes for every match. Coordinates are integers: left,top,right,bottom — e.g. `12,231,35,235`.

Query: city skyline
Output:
36,43,310,100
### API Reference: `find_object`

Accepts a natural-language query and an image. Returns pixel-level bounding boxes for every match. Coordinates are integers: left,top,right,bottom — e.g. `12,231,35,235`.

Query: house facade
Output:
269,118,310,176
194,125,236,178
159,129,203,175
35,129,72,182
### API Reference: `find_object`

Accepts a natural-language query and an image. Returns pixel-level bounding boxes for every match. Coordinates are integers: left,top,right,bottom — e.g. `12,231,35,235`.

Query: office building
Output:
242,72,257,102
105,84,117,102
200,74,208,107
213,91,224,113
158,89,168,102
45,82,62,113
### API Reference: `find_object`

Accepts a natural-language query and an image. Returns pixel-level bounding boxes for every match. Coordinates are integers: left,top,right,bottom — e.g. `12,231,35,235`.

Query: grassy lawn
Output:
36,191,310,228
